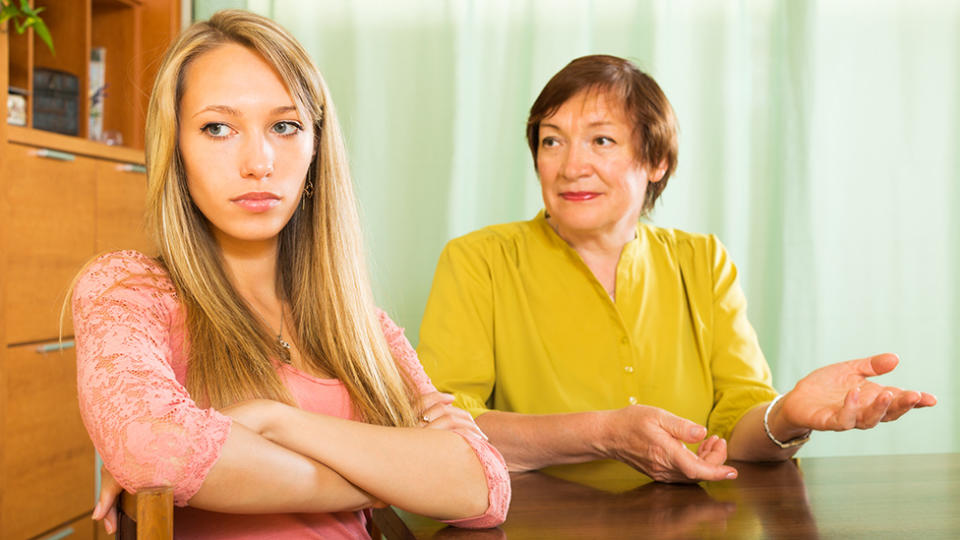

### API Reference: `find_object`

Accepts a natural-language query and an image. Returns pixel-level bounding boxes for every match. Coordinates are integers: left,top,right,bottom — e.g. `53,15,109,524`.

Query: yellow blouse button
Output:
620,336,628,345
624,366,634,373
628,396,638,405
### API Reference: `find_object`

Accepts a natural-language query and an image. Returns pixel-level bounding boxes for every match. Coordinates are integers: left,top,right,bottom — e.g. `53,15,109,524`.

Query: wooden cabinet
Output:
2,345,93,540
1,2,179,538
11,0,179,149
3,143,98,344
96,159,151,254
40,513,97,540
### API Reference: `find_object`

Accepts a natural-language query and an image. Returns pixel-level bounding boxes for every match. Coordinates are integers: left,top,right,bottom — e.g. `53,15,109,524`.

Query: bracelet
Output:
763,394,811,449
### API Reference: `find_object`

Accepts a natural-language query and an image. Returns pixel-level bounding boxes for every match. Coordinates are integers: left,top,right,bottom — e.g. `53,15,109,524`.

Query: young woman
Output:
73,10,508,538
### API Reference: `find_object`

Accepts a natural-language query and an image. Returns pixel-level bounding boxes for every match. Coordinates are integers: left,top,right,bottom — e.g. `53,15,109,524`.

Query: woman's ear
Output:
649,159,668,183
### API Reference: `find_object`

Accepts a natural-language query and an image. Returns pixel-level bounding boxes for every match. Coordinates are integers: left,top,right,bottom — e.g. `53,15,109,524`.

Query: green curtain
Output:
194,0,959,458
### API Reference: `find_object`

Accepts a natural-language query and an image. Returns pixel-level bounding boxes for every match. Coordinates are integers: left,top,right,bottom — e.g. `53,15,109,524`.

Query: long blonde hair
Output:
145,10,417,426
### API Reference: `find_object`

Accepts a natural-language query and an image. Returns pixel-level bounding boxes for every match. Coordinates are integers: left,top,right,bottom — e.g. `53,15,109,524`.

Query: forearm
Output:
189,422,376,513
262,406,489,520
475,410,610,472
727,401,805,462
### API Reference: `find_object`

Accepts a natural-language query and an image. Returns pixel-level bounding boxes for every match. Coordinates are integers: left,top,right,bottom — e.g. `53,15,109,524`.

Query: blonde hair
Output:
144,10,418,426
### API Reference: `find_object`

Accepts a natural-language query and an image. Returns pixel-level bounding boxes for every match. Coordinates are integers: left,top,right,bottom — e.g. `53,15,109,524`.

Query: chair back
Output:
116,488,174,540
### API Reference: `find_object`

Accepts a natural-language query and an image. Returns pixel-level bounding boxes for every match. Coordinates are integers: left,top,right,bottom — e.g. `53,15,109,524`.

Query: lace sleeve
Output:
376,309,510,528
73,252,232,507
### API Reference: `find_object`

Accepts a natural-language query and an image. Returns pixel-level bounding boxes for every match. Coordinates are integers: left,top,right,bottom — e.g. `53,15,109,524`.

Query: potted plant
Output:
1,0,54,54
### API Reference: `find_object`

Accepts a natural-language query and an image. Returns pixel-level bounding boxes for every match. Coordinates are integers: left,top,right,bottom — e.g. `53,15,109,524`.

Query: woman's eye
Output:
541,137,559,148
595,136,615,146
272,121,302,136
201,123,232,138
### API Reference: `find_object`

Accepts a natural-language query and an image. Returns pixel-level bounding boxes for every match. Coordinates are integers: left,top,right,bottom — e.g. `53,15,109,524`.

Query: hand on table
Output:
602,404,737,483
419,391,489,441
779,353,937,433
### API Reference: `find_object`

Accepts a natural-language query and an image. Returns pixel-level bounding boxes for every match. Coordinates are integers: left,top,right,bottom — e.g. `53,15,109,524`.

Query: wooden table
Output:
375,453,960,539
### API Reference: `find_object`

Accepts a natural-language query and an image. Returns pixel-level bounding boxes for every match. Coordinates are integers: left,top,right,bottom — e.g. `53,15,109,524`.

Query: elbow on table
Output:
442,441,510,528
442,491,506,529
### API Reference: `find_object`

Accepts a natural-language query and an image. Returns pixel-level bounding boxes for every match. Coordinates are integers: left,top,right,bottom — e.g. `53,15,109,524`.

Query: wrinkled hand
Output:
92,465,123,534
602,405,737,483
780,353,937,432
419,391,488,441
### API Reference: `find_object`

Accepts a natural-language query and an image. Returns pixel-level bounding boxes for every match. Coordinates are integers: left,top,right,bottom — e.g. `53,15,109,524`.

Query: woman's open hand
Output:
779,353,937,433
419,391,488,441
601,405,738,483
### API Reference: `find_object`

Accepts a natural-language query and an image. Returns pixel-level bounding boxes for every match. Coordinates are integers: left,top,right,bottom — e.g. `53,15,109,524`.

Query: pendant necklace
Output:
277,309,292,363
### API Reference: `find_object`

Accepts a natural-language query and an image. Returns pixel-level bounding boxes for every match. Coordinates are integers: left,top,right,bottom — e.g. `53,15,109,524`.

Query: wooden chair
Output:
113,487,396,539
116,488,174,540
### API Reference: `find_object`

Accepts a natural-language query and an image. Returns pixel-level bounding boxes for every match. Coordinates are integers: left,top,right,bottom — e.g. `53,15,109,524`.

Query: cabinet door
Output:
3,143,97,344
37,513,96,540
95,161,153,255
2,343,95,540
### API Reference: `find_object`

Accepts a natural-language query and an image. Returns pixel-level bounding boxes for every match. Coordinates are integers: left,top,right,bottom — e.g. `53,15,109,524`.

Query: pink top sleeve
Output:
377,310,511,528
73,251,232,506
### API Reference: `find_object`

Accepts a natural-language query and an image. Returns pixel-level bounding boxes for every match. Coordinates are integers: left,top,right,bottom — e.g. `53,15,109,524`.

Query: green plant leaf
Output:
32,17,53,55
1,5,20,23
23,3,42,18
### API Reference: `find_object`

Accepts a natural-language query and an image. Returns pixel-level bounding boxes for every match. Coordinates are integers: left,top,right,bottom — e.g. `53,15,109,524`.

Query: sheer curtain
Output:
194,0,959,457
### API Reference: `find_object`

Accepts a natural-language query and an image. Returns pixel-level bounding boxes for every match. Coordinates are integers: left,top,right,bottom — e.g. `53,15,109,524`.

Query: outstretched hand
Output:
780,353,936,432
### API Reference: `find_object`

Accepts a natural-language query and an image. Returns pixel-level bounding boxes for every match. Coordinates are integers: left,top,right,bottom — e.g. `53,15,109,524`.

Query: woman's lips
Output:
231,192,281,212
560,191,601,201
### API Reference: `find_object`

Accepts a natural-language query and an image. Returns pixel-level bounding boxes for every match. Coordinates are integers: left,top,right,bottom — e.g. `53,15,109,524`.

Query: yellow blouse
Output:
418,211,777,481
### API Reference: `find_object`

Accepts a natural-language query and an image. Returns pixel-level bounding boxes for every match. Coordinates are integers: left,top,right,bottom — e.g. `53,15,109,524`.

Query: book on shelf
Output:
89,46,107,142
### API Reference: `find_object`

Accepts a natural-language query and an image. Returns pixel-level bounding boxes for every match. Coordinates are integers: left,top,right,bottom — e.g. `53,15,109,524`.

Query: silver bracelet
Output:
763,394,811,449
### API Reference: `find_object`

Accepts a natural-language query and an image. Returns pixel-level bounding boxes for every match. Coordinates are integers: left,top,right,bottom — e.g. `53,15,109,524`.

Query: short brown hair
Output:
526,55,679,213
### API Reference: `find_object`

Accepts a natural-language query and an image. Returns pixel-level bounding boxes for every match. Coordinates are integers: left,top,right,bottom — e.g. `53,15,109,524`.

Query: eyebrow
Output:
192,105,299,118
540,120,615,131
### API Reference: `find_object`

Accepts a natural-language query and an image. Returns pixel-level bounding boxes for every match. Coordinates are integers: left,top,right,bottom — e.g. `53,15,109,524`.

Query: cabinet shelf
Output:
8,125,144,163
6,0,178,152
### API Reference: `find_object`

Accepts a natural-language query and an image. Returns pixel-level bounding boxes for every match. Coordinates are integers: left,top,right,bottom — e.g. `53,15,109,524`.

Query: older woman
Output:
417,55,936,483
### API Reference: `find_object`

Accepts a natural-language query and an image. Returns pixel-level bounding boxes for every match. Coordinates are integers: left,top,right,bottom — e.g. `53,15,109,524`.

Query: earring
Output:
301,179,315,211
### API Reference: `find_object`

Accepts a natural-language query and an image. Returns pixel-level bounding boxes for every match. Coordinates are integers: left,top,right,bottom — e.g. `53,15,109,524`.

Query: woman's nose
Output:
560,143,591,180
240,132,275,179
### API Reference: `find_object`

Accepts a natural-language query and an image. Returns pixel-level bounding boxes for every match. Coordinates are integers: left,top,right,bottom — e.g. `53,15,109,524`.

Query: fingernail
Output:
690,426,705,439
93,502,101,518
726,471,737,479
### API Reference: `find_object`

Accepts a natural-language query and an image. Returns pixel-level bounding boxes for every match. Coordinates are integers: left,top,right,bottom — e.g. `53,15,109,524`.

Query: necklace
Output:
277,309,292,363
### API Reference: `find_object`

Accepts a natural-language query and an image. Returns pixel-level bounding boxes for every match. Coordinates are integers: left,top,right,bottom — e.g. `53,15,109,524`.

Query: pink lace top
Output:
73,251,509,538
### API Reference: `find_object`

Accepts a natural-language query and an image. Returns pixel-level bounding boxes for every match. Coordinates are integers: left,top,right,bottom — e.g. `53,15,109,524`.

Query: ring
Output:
422,414,430,422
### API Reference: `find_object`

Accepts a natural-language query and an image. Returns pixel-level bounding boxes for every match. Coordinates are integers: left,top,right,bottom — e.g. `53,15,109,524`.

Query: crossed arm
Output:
95,391,490,532
73,255,504,533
